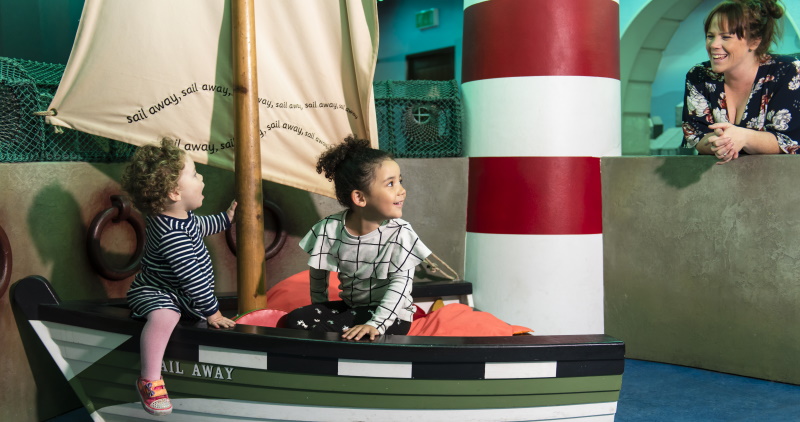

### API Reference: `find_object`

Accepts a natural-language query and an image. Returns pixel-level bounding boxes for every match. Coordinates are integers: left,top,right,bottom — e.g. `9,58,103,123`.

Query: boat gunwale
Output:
36,299,624,363
14,275,624,364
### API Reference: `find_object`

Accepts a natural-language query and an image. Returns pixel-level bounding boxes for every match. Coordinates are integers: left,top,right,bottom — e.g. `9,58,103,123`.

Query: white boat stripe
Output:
29,320,75,380
485,361,558,379
199,345,267,370
29,320,131,381
44,321,131,348
59,343,117,368
338,359,412,378
198,347,572,380
97,400,618,422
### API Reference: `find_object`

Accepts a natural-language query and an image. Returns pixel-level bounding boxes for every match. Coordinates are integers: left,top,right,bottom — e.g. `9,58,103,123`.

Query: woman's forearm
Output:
741,130,781,154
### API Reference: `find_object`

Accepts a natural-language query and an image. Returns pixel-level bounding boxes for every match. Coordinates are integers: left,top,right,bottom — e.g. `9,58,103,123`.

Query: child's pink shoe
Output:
136,377,172,415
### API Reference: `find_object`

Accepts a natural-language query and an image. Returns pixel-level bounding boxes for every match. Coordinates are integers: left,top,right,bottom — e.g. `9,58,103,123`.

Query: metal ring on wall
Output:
0,224,11,299
226,199,287,261
87,195,145,280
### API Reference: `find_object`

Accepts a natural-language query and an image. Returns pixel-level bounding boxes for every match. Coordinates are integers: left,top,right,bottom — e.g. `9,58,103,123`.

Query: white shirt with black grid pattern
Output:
299,210,431,334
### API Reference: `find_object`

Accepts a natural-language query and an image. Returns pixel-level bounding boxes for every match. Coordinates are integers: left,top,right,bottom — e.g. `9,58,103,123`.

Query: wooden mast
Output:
231,0,267,314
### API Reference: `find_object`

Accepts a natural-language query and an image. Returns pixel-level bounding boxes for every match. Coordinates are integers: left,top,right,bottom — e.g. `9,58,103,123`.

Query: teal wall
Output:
375,0,463,81
620,0,651,33
0,0,82,64
0,0,465,80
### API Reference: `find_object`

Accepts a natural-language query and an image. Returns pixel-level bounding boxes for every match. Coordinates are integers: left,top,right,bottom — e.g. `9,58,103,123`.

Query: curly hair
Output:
121,138,185,215
316,135,392,209
705,0,784,58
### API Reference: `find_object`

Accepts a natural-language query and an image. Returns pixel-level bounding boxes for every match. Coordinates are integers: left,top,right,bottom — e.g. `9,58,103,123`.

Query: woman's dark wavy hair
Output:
705,0,784,58
121,138,185,215
316,135,392,209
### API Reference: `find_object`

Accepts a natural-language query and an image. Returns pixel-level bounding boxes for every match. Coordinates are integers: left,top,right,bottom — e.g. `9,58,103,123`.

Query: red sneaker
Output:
136,377,172,415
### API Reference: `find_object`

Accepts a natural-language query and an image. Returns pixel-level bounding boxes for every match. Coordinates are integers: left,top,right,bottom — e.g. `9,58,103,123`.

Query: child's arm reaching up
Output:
206,215,237,328
195,200,236,237
226,200,237,223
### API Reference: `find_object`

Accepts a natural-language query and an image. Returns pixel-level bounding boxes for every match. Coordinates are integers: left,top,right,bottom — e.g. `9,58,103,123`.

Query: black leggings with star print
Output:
285,300,410,335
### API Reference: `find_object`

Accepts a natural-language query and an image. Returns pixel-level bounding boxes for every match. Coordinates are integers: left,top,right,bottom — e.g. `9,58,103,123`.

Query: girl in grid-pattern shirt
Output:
287,135,431,340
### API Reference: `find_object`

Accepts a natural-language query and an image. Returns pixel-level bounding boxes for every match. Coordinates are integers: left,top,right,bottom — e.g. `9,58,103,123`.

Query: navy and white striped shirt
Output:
127,211,230,320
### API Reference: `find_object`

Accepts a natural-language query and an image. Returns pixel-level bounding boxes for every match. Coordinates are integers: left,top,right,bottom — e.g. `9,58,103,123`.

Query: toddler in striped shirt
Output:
122,138,236,416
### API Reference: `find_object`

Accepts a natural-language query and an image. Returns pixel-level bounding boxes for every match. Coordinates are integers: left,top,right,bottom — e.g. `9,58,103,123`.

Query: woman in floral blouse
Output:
682,0,799,164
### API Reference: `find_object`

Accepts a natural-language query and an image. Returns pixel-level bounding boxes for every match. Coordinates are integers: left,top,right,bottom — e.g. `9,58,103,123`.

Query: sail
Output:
45,0,379,198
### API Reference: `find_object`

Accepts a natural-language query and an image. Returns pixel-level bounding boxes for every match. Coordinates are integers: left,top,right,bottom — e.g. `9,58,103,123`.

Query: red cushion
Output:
234,309,288,328
412,304,427,320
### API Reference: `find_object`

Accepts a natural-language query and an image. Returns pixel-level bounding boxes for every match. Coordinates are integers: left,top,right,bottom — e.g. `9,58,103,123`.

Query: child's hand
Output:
207,311,236,329
226,200,237,223
342,324,379,341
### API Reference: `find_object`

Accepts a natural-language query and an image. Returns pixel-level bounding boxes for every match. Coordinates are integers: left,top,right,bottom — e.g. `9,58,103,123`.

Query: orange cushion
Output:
261,271,531,336
407,303,532,337
265,270,341,312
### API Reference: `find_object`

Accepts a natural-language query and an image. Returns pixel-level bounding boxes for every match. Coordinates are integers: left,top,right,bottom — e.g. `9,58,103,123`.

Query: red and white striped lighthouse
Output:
462,0,620,335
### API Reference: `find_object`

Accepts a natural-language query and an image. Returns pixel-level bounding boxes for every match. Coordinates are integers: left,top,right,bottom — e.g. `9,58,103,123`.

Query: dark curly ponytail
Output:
316,135,392,209
704,0,784,58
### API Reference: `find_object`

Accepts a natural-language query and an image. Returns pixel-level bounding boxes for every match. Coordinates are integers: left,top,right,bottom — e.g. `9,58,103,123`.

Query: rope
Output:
32,109,64,133
422,252,459,281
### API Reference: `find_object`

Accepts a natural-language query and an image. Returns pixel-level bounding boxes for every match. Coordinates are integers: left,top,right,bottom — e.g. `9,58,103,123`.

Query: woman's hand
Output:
207,311,236,329
706,122,781,163
343,324,379,341
226,200,237,223
707,123,742,164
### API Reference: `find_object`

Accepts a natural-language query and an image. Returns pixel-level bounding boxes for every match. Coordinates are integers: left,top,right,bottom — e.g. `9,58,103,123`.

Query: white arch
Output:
621,0,704,155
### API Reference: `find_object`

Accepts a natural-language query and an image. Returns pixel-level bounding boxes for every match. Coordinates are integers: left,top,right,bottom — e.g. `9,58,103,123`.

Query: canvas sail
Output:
45,0,379,198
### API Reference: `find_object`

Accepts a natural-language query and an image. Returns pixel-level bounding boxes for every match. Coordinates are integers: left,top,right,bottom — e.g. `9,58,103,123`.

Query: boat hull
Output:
15,276,624,421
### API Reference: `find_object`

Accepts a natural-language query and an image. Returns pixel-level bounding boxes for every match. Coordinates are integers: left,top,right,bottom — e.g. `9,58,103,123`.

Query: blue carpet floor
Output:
49,359,800,421
616,359,800,421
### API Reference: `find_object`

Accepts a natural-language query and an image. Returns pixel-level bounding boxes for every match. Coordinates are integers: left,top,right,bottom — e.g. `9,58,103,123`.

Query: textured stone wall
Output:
603,155,800,384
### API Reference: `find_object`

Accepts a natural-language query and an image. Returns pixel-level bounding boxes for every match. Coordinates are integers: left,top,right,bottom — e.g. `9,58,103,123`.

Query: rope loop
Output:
87,195,145,280
226,199,287,261
0,224,11,299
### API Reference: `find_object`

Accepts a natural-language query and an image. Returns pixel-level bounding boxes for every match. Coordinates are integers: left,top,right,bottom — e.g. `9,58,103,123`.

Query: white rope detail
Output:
32,109,64,133
422,252,459,281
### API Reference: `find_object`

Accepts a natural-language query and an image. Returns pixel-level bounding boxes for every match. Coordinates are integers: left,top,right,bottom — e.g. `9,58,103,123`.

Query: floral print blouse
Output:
682,54,800,153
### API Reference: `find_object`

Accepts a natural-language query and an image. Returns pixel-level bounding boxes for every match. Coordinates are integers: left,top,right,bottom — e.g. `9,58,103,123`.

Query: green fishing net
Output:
0,57,137,163
0,57,462,163
374,80,462,158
